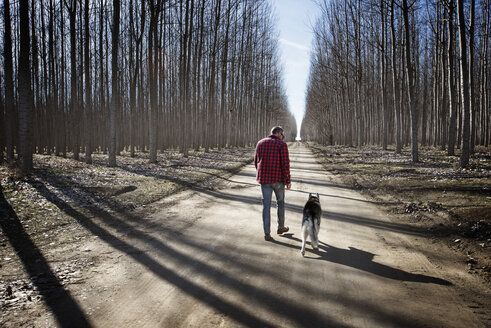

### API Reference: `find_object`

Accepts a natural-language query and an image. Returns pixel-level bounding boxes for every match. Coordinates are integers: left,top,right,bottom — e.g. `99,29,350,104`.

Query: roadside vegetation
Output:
308,143,490,281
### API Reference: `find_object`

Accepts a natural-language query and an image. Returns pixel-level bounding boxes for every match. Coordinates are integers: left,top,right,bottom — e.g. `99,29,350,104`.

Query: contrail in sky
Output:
278,38,311,52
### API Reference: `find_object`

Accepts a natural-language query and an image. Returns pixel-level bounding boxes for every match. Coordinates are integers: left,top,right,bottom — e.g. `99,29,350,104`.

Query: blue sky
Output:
270,0,319,139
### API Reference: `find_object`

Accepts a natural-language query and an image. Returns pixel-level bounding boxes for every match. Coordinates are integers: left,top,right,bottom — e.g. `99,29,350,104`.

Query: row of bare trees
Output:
1,0,297,173
302,0,489,167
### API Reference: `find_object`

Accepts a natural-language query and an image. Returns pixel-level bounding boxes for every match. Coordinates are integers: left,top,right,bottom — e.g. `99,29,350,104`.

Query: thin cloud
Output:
279,38,311,52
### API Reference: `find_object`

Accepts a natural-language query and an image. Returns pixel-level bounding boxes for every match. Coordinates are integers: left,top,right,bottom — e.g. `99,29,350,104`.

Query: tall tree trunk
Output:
206,0,222,152
194,0,206,150
468,0,476,153
344,0,353,147
355,0,362,147
380,0,387,150
48,0,57,156
458,0,470,167
148,0,161,163
421,42,428,146
18,0,33,174
84,0,93,163
109,0,121,166
402,0,418,162
179,0,193,157
3,0,15,161
30,0,40,154
60,0,67,157
447,0,458,155
221,0,232,149
128,0,137,157
67,1,79,160
482,0,489,146
99,0,105,154
431,3,441,148
186,0,195,153
391,0,402,153
40,0,49,154
440,19,448,151
0,73,4,163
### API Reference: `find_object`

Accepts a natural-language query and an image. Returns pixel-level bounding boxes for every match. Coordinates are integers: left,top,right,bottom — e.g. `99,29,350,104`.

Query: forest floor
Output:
0,148,254,327
0,143,489,327
308,143,491,281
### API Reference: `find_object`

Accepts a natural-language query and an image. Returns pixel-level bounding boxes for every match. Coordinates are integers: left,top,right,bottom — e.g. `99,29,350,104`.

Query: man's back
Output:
254,135,290,185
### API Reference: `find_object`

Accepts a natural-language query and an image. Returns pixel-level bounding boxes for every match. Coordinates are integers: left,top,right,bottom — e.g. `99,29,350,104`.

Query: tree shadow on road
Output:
326,211,427,236
279,234,452,286
30,179,351,328
0,185,92,328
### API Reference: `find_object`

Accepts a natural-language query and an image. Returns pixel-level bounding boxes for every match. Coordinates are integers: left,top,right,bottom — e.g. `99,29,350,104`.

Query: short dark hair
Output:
271,126,283,135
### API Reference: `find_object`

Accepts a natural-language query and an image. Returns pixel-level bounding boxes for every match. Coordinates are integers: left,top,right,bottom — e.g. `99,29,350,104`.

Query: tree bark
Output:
458,0,470,167
391,0,402,153
482,0,489,146
468,0,475,153
206,0,222,152
66,0,79,160
380,0,387,150
48,0,57,156
447,0,458,155
60,0,67,157
0,73,4,163
84,0,93,163
18,0,34,174
109,0,120,166
3,0,15,161
148,0,162,163
402,0,418,162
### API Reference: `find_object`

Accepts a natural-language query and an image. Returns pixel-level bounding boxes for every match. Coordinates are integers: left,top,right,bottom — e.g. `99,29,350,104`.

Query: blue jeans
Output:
261,183,285,234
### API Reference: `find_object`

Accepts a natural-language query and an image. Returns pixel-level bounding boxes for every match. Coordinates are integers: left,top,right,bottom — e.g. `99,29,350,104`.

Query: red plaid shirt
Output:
254,135,291,185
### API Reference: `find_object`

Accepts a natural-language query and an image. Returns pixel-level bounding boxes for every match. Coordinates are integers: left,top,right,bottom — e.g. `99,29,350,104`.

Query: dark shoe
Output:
264,234,272,241
277,226,289,234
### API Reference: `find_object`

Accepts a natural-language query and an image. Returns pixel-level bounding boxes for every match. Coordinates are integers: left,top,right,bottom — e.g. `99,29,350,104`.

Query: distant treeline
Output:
302,0,489,167
0,0,297,173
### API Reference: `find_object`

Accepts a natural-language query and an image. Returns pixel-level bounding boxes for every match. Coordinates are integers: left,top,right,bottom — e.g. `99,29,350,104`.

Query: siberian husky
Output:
301,193,322,256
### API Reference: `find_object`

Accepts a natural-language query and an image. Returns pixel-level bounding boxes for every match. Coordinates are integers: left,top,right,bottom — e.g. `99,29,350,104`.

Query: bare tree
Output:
447,0,458,155
458,0,471,167
468,0,476,153
402,0,418,162
109,0,121,166
380,0,388,150
65,0,79,160
84,0,93,163
148,0,162,163
479,0,489,147
18,0,34,173
0,71,4,163
3,0,15,161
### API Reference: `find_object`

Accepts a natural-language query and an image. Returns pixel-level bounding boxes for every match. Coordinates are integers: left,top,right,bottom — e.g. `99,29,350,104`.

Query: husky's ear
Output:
316,193,320,199
309,193,313,198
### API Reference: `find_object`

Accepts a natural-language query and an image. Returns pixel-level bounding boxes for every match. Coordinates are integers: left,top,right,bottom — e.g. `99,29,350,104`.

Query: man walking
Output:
254,126,291,241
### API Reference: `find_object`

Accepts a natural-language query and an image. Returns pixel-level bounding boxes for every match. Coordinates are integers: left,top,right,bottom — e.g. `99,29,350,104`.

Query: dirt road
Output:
39,143,488,327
